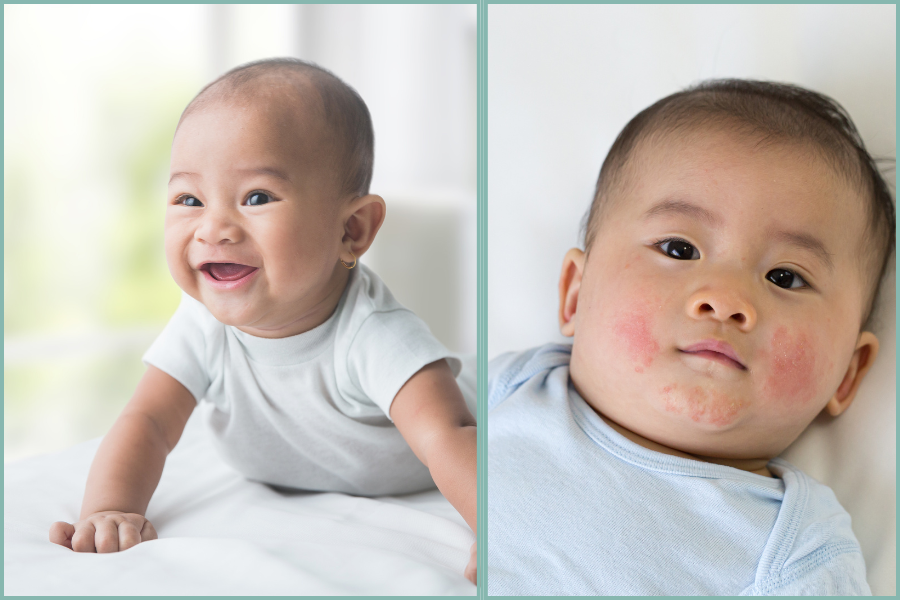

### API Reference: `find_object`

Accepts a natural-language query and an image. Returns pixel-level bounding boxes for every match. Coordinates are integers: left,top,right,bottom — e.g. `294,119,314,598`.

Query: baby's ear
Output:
341,194,386,259
558,248,585,337
824,331,879,417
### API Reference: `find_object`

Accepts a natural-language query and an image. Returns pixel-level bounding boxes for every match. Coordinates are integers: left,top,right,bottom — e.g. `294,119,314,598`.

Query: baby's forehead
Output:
632,124,862,197
613,127,870,254
171,88,340,196
198,84,333,155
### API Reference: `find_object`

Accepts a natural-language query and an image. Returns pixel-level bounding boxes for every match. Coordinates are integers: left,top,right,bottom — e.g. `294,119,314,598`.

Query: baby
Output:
488,80,893,594
49,58,477,583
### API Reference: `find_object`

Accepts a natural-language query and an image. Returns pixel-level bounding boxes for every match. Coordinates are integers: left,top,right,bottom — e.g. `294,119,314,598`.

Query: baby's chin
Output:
189,289,262,328
207,307,252,327
627,396,796,462
657,381,747,429
594,382,758,454
593,363,751,431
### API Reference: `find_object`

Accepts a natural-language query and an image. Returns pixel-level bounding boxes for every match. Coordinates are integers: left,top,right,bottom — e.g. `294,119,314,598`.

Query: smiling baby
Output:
50,58,477,583
487,80,893,595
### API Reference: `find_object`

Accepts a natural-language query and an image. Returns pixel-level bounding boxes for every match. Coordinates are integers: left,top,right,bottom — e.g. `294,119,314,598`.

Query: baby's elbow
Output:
418,421,476,468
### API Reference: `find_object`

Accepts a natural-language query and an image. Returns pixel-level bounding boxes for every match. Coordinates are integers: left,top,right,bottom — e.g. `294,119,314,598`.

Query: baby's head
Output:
165,58,385,338
558,80,895,464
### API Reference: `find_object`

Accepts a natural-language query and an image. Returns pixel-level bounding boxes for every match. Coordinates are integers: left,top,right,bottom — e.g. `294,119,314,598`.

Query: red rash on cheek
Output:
764,326,817,405
613,310,660,373
661,383,744,426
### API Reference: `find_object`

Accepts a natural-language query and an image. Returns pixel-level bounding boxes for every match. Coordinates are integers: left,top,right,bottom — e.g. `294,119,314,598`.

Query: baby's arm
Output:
49,365,195,552
390,359,477,582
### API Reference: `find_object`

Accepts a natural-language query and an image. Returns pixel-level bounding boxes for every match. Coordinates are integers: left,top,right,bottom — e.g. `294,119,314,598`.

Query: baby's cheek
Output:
662,384,744,426
612,309,660,373
763,326,818,405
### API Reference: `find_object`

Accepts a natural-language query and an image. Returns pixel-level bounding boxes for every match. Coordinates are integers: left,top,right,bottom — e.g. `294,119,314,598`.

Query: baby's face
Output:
166,92,348,338
566,127,874,460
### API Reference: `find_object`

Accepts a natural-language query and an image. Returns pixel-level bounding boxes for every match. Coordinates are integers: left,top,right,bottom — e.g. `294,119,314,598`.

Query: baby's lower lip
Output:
200,263,259,290
681,349,746,370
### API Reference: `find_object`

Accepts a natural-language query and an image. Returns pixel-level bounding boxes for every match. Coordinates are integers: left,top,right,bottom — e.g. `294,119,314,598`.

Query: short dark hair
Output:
582,79,895,329
180,57,374,197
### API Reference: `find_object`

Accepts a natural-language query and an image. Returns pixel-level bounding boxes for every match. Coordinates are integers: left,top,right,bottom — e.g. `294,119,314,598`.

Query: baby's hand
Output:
49,511,157,553
465,541,477,584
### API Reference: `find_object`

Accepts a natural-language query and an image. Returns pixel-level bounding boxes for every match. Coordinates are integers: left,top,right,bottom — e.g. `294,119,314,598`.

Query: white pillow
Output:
781,265,896,595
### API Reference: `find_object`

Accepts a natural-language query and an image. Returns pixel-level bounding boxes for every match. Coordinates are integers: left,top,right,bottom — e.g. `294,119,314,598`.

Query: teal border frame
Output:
476,0,487,597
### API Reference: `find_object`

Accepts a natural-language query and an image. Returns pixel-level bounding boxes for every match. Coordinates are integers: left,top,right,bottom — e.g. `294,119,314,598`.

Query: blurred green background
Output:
4,6,201,461
4,4,477,462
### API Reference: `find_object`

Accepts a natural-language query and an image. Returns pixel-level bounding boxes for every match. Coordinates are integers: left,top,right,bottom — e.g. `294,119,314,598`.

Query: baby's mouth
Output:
202,263,258,281
679,340,747,370
681,349,746,370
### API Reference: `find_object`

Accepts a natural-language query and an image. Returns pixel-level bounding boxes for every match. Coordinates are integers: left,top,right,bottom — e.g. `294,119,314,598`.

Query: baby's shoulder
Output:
748,461,870,595
487,343,572,411
342,264,405,317
337,265,440,350
774,460,861,551
334,265,462,408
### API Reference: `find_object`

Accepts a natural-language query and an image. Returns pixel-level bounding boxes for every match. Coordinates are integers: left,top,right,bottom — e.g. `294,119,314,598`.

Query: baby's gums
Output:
613,309,660,373
764,326,817,405
661,383,744,427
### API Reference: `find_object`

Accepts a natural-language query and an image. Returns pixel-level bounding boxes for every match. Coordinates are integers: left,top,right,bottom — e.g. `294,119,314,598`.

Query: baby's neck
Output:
598,412,773,478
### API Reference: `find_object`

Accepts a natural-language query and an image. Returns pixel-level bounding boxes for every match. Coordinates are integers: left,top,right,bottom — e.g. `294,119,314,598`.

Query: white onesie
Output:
143,264,461,496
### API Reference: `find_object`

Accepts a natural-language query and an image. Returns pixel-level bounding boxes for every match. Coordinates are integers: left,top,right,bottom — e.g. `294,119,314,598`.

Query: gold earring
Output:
340,251,357,269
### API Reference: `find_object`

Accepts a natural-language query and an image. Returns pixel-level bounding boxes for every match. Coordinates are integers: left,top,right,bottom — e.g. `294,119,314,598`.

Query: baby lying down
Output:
488,80,893,595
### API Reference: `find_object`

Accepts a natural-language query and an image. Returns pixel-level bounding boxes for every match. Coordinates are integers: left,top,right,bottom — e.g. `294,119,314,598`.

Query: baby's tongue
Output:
208,263,255,281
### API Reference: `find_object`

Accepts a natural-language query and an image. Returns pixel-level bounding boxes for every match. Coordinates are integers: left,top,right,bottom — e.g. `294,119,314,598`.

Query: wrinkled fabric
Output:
5,405,475,595
488,344,870,596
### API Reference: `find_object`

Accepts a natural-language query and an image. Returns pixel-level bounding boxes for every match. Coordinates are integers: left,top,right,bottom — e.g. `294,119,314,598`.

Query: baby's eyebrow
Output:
169,171,200,185
642,199,723,227
767,228,834,272
168,168,292,185
235,167,293,184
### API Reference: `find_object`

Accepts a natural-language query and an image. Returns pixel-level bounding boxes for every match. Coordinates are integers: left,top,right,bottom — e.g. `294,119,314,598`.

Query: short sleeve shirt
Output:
144,264,461,496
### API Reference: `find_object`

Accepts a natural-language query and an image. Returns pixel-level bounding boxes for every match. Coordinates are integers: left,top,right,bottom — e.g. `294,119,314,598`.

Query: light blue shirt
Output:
488,344,870,596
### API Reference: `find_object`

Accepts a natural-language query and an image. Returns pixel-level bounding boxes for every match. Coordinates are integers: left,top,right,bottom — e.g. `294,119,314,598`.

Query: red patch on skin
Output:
764,326,817,405
662,383,744,426
613,310,659,373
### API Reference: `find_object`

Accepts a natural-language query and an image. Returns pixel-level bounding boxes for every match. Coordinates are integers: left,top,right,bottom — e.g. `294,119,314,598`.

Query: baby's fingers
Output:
117,520,142,551
49,521,75,550
116,514,157,550
93,518,121,553
465,542,477,584
139,519,158,542
71,522,98,553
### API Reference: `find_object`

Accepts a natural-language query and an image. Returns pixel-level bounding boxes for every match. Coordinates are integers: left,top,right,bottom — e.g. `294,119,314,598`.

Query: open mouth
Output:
202,263,258,282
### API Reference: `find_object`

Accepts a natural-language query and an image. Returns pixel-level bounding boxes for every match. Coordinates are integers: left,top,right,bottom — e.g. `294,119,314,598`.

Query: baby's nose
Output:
686,286,757,331
194,209,242,244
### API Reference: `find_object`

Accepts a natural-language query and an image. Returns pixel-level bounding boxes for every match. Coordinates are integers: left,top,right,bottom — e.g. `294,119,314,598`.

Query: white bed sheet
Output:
4,401,476,595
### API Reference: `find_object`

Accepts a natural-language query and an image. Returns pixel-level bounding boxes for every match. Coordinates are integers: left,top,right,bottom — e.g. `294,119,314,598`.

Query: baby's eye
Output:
657,238,700,260
246,192,274,206
766,268,808,290
178,195,203,207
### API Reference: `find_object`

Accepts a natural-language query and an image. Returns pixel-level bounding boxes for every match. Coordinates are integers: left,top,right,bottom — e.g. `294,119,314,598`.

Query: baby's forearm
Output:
79,411,170,519
422,425,477,532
